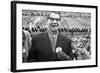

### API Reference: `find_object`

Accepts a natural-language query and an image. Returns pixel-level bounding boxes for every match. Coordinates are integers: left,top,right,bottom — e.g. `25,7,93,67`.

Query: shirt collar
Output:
47,30,58,41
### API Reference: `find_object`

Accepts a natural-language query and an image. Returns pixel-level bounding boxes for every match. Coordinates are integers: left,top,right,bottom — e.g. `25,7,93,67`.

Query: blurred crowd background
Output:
22,10,91,62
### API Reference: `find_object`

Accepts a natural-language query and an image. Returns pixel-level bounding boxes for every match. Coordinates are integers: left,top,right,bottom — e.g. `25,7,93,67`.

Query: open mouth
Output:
50,23,59,27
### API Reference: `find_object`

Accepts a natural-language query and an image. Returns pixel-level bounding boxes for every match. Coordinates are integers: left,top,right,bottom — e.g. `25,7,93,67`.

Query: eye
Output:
50,18,54,21
48,17,60,21
56,19,60,21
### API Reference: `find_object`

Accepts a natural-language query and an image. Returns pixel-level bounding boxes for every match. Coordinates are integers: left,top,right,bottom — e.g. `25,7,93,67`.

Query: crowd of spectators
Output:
23,27,91,33
71,35,91,60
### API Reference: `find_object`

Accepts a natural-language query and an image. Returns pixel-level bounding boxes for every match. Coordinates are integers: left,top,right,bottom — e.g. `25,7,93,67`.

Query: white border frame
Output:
16,3,96,70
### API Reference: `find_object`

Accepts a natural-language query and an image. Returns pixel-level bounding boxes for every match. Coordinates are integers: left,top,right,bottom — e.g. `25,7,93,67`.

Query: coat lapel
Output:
41,32,65,60
42,32,54,55
42,32,64,53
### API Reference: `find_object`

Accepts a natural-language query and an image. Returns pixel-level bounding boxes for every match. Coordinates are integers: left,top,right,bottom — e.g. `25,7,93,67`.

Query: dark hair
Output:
47,11,61,19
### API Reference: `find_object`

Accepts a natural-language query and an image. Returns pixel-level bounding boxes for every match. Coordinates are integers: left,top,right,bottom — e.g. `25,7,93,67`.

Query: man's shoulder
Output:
59,33,72,42
32,32,47,39
23,30,31,37
23,30,30,34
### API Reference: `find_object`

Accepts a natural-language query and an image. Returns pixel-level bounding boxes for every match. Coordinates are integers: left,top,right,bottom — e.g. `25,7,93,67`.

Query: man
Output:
22,29,32,62
27,12,74,62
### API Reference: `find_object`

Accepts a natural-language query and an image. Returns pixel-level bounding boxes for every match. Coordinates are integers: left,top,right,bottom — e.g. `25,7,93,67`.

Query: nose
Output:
53,19,57,23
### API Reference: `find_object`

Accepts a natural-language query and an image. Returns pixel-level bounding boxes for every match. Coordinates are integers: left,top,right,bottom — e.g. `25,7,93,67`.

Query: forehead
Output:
49,13,60,18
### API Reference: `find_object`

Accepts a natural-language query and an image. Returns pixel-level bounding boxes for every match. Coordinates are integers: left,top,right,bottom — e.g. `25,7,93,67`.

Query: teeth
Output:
50,23,59,27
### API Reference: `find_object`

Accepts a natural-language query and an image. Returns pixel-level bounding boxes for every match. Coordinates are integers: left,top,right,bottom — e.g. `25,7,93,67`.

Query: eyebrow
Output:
47,17,61,20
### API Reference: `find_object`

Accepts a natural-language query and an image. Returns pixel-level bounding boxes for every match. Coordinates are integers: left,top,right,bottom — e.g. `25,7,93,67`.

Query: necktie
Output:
51,35,56,52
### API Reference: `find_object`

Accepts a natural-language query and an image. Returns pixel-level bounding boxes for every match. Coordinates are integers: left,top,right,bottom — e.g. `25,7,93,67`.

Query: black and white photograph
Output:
22,10,91,62
11,1,97,72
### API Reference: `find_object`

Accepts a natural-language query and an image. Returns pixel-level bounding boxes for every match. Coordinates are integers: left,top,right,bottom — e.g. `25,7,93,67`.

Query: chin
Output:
51,28,57,31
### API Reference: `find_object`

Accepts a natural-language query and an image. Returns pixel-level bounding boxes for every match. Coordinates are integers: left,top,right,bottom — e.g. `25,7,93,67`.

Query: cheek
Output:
56,21,60,25
57,21,60,24
58,22,61,27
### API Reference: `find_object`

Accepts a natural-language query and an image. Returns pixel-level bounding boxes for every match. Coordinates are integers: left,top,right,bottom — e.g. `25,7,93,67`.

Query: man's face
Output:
47,13,61,32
